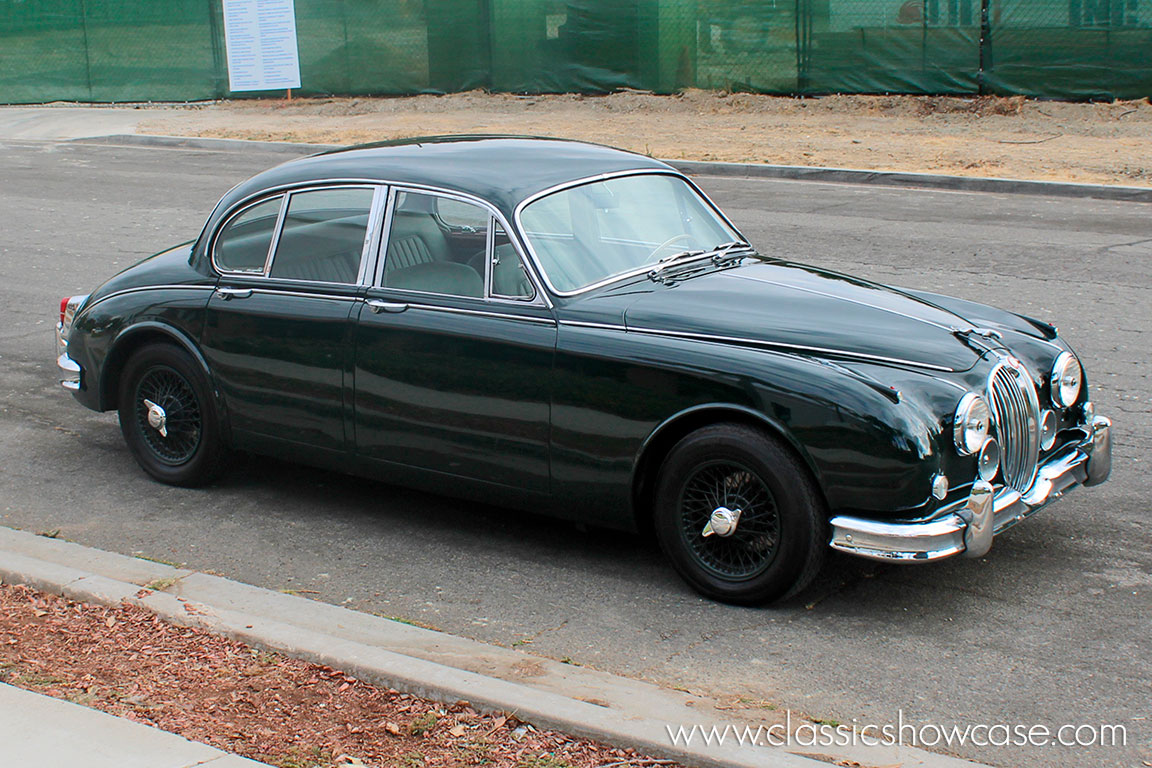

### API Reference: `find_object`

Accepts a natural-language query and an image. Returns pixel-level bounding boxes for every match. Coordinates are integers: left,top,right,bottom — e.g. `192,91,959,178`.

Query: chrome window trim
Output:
376,185,546,308
211,194,286,277
263,183,380,284
357,186,388,286
512,169,748,298
206,177,557,305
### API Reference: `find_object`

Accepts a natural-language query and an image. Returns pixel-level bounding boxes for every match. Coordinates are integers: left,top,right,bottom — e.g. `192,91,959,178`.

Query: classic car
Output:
55,136,1112,604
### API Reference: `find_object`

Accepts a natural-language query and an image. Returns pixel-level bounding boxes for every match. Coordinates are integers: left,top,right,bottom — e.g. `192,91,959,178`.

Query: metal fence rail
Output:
1,0,1148,103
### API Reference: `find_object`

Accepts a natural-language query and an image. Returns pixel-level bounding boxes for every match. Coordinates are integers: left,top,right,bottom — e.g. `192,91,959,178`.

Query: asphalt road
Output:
1,139,1148,768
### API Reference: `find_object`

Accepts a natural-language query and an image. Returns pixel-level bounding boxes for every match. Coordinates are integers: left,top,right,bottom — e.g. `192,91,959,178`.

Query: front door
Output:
352,189,555,495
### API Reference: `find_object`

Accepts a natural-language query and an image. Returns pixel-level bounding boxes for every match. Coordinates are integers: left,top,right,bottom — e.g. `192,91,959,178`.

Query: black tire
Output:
117,343,227,487
653,423,826,604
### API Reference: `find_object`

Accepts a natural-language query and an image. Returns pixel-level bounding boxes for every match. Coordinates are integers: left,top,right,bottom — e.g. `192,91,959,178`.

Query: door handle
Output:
366,299,408,314
215,287,253,300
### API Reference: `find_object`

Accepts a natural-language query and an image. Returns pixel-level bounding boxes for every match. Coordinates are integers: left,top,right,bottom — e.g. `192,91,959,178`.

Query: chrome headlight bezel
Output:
1049,351,1082,409
953,392,991,456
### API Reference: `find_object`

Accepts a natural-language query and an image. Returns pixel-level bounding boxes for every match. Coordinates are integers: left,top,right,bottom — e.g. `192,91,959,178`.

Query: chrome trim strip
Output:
247,287,360,302
372,186,399,288
734,273,963,333
80,284,216,313
558,319,629,331
626,325,956,372
512,169,747,298
559,318,955,371
393,302,556,325
356,185,388,286
261,192,292,275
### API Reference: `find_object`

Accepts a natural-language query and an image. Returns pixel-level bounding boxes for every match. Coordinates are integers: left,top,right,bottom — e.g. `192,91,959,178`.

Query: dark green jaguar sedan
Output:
55,136,1112,603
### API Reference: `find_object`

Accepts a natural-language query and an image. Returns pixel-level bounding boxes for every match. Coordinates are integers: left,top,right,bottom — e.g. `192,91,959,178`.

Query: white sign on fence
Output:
222,0,302,92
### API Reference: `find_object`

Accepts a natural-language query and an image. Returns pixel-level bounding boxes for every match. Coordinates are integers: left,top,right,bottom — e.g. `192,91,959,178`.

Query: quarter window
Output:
269,187,375,283
215,196,283,273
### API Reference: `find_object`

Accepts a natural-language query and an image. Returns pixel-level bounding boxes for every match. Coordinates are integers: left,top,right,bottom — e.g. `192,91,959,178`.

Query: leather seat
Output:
384,211,451,272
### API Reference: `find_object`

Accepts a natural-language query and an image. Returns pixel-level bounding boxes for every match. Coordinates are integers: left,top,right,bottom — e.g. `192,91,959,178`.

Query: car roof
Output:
214,135,674,220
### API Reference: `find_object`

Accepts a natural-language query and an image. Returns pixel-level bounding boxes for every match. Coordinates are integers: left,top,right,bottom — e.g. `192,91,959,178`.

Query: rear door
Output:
352,188,556,495
201,185,384,458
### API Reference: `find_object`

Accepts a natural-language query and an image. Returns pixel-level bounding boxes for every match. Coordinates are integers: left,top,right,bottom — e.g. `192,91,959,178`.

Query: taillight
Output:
57,295,89,343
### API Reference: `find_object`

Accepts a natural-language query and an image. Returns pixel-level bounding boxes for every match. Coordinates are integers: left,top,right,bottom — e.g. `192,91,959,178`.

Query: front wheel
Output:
117,343,227,487
653,424,826,604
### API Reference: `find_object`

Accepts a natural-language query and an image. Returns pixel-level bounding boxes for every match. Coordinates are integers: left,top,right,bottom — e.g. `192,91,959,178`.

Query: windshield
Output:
519,173,742,293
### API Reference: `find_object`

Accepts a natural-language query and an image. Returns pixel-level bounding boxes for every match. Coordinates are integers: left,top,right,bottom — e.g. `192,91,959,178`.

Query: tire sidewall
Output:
118,343,223,487
654,425,824,604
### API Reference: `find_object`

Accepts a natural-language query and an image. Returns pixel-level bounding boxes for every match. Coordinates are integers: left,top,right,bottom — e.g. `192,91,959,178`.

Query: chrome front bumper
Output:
829,415,1112,562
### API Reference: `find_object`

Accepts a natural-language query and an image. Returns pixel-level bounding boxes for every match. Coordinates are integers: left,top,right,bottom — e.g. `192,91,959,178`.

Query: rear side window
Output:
215,196,283,273
269,188,375,283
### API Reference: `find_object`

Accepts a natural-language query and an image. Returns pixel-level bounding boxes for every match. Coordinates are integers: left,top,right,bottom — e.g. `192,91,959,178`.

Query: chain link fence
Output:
1,0,1148,103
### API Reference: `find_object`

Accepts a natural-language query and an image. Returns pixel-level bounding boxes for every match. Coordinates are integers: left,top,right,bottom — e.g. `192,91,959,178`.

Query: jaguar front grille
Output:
988,360,1041,493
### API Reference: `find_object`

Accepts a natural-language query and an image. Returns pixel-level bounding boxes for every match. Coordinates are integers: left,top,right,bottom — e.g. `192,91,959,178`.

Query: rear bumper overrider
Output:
828,414,1112,562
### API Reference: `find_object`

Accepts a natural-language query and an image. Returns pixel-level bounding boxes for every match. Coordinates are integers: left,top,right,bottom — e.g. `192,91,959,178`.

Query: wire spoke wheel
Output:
133,365,202,465
678,460,780,580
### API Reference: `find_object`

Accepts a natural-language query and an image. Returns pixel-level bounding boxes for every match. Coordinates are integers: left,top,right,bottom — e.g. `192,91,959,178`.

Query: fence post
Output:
206,0,226,99
78,0,94,101
977,0,991,94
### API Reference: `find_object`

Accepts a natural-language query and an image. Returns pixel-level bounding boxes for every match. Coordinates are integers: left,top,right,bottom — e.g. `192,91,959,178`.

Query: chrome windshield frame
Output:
512,169,749,298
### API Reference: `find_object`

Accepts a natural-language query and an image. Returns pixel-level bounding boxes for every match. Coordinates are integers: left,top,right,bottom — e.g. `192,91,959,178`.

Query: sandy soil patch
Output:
132,90,1152,187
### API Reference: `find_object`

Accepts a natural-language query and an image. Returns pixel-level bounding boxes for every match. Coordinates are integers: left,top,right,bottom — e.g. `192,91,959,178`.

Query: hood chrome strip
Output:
731,272,968,334
560,320,956,372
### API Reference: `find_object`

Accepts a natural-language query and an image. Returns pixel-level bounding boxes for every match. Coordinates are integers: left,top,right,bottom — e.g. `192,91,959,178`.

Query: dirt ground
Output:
0,581,679,768
134,90,1152,187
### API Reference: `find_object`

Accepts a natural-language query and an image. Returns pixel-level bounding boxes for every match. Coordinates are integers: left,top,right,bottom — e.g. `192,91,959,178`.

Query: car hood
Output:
620,261,995,372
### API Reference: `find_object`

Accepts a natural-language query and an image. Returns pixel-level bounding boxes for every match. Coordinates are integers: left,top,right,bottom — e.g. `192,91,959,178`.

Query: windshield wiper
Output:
647,241,755,283
709,240,754,265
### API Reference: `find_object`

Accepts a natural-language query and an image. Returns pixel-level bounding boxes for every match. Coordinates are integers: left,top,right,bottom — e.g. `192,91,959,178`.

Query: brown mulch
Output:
0,581,680,768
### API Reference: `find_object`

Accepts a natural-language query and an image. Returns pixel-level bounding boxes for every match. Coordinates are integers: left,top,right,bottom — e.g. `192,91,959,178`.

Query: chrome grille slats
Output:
987,360,1041,493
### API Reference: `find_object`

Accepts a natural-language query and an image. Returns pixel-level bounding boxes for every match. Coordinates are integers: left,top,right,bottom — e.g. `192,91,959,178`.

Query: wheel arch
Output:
99,322,218,415
630,403,827,535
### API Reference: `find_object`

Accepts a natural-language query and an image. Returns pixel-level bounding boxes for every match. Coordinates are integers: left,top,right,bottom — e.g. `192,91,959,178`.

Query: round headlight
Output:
953,392,991,456
1049,352,1082,408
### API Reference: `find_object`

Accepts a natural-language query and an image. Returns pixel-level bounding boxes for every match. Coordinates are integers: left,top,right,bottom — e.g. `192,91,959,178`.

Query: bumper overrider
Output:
56,325,82,391
829,413,1112,562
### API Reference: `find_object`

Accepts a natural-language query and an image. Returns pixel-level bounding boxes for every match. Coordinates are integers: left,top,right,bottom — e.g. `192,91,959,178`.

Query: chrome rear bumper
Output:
829,415,1112,562
56,321,82,391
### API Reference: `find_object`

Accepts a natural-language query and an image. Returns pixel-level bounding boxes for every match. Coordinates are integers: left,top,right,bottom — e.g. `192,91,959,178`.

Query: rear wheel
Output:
117,343,226,487
654,424,826,604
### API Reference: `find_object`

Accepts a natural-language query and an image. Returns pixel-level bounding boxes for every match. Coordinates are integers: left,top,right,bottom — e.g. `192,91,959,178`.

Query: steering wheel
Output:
643,233,698,264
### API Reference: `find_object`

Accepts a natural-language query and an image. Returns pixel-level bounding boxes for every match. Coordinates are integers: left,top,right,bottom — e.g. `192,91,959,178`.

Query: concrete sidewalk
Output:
0,682,270,768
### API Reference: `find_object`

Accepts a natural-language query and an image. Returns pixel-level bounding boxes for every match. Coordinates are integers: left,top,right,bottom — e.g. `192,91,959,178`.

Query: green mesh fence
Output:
1,1,1149,103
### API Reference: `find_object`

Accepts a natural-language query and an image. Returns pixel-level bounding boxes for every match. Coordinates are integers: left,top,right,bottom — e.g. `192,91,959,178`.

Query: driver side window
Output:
380,191,534,301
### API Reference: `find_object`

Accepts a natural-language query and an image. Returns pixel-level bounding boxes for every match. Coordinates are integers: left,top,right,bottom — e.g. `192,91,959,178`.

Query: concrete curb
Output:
0,526,988,768
668,160,1152,203
68,133,1152,203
